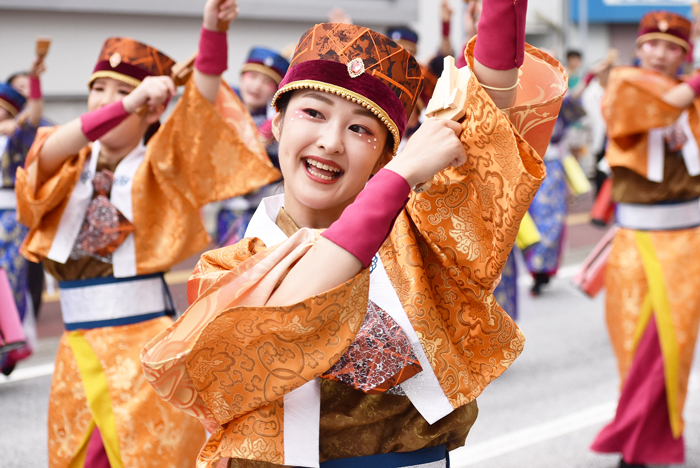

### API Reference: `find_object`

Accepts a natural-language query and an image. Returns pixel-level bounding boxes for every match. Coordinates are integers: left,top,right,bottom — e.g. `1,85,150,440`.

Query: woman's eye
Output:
350,124,371,135
303,109,323,119
117,90,130,96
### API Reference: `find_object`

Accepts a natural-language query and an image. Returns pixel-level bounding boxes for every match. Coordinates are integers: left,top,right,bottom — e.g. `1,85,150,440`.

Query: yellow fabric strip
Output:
66,331,124,468
633,231,682,439
67,420,95,468
516,212,541,251
632,293,654,353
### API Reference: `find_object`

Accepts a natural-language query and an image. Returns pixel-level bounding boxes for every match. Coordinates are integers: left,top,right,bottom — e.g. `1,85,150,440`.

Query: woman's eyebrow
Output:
353,108,375,118
300,91,333,105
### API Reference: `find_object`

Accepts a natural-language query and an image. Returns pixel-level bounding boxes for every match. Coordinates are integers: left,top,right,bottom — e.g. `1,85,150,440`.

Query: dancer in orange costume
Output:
16,1,279,467
142,1,567,466
591,11,700,468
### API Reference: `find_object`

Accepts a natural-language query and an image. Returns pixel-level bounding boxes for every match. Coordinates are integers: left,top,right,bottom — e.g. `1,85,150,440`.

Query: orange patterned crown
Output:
272,23,424,154
637,11,692,51
88,37,175,88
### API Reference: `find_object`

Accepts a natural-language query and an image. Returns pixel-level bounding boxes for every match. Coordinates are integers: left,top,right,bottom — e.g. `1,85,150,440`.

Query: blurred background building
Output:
0,0,697,124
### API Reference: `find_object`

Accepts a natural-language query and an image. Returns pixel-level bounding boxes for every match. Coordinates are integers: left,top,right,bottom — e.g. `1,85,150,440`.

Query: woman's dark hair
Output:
6,71,28,86
144,121,161,144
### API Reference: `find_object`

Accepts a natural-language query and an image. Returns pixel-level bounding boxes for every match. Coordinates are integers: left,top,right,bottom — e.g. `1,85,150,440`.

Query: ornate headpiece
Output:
88,37,175,88
241,47,290,85
637,11,692,51
0,83,26,117
272,23,424,155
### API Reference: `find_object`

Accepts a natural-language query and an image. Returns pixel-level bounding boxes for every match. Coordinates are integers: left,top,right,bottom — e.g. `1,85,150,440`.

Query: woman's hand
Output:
0,119,18,136
29,57,46,78
203,0,238,31
122,76,176,114
384,118,465,188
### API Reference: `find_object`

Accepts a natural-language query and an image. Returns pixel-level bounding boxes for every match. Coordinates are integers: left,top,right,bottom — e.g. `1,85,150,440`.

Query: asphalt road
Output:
1,246,699,468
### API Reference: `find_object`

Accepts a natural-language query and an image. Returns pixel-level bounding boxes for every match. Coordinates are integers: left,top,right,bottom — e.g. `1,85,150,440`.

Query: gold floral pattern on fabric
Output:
603,67,700,178
321,301,422,393
17,80,280,272
466,39,568,158
606,227,700,434
379,46,552,409
48,317,205,468
143,44,565,467
142,229,370,468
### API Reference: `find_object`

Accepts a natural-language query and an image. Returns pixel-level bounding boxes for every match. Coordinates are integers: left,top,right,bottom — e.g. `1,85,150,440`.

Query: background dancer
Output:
16,0,279,466
217,45,288,245
142,1,568,466
0,53,45,375
590,10,700,468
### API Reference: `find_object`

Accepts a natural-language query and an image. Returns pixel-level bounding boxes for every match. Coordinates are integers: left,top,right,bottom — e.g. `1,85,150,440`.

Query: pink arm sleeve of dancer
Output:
29,76,42,100
194,27,228,75
79,101,130,142
321,168,411,268
474,0,528,70
686,73,700,96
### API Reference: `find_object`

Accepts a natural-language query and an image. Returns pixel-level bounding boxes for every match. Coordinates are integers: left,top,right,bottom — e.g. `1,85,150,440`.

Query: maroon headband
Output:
92,60,152,84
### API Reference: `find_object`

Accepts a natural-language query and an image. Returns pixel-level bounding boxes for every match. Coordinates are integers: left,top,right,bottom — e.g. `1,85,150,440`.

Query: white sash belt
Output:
59,273,170,330
0,189,17,210
616,199,700,231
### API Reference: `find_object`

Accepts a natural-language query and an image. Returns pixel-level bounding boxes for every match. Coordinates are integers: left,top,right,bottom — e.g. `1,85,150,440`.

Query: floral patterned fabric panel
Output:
322,300,422,393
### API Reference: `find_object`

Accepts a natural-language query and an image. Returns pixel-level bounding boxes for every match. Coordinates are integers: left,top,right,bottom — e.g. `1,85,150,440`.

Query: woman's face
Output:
273,90,391,223
636,39,686,77
239,70,278,112
88,77,146,148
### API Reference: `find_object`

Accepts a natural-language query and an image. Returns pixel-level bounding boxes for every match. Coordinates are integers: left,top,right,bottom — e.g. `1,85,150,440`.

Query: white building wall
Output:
0,0,591,124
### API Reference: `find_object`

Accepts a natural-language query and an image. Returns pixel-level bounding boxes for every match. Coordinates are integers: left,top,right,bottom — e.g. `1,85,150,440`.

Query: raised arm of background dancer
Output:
36,77,174,183
439,0,453,56
472,0,527,109
23,58,45,128
192,0,238,104
662,75,700,108
267,119,464,307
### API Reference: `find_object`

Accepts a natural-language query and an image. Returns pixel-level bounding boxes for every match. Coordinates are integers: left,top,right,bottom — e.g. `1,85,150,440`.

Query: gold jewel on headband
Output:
347,58,365,78
110,53,122,68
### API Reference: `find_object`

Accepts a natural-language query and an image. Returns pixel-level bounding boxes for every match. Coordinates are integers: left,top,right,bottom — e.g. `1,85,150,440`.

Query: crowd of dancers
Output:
0,1,699,467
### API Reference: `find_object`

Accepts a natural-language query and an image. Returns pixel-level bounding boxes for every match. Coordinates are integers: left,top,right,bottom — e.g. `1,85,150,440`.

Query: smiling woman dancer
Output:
142,0,567,466
590,11,700,468
15,1,279,467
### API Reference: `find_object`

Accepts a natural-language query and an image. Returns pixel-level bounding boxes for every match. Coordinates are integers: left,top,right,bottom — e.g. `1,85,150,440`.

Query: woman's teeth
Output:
305,158,341,180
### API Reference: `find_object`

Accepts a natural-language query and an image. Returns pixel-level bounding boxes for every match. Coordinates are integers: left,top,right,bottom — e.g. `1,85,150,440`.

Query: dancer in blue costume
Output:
218,47,288,244
526,97,584,295
0,57,45,374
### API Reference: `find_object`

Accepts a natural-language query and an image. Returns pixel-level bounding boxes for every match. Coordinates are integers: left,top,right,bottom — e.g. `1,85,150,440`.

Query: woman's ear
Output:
271,111,283,142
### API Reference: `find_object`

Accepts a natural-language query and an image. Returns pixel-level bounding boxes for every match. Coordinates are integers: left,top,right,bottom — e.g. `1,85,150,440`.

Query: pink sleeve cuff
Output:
687,73,700,96
80,101,130,142
194,26,228,76
442,21,451,38
321,169,411,268
474,0,528,70
29,76,42,100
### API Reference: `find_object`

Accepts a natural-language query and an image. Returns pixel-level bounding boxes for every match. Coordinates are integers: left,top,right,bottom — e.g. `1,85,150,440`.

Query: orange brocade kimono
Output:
141,44,567,468
15,81,280,468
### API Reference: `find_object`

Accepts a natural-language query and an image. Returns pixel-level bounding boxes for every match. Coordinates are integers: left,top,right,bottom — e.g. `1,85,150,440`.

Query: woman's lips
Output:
302,157,344,184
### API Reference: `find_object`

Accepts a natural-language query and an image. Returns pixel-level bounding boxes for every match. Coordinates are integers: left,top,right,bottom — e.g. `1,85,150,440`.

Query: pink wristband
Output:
194,26,228,76
29,76,42,100
80,101,130,142
474,0,528,70
322,169,411,268
686,73,700,96
442,21,451,38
